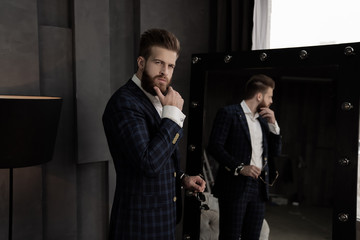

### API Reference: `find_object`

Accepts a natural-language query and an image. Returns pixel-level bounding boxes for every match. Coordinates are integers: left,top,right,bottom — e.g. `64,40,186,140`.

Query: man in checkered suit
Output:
208,74,282,240
103,29,206,240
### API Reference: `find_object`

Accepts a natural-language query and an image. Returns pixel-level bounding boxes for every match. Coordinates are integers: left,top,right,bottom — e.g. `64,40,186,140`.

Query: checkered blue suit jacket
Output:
208,104,282,200
103,80,184,240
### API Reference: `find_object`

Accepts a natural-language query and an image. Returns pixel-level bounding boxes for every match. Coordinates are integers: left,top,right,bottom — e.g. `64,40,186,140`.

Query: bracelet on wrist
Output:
234,163,245,176
180,173,189,181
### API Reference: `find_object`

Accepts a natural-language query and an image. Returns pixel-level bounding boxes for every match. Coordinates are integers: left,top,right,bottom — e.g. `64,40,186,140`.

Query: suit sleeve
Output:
103,97,182,178
208,107,240,171
269,132,282,157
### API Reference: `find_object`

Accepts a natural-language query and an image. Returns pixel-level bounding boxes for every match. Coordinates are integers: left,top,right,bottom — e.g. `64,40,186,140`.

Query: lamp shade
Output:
0,95,62,168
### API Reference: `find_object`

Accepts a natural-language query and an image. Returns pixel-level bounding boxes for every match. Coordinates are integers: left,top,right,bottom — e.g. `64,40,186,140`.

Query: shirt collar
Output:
241,100,259,119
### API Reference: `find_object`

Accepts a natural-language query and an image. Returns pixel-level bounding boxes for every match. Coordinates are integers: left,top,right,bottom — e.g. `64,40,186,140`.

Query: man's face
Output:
140,46,177,96
258,87,274,110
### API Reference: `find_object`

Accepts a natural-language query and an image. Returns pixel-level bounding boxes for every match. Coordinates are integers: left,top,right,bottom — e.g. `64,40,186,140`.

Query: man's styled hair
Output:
244,74,275,100
139,28,180,60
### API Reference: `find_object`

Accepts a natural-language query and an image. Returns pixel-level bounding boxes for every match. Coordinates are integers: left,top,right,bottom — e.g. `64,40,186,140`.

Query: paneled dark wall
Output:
108,0,139,220
39,25,77,239
74,0,111,165
0,1,41,239
0,0,40,95
0,0,211,239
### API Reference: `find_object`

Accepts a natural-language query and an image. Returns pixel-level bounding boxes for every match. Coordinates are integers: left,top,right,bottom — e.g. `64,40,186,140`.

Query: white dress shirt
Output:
132,74,186,128
241,100,280,169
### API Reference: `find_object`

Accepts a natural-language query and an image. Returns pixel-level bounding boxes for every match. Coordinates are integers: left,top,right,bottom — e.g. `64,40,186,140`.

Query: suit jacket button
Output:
173,196,177,202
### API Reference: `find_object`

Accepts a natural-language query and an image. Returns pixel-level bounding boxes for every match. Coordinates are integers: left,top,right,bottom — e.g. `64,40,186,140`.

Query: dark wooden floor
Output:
265,204,332,240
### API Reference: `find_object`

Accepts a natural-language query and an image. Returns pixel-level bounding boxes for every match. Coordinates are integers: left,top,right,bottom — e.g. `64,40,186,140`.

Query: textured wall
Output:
39,25,77,239
78,162,109,240
0,1,41,239
74,0,111,164
0,0,39,94
108,0,139,221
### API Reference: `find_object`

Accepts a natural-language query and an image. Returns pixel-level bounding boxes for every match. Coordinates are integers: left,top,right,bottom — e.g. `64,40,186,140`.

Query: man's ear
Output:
256,92,263,102
137,56,145,70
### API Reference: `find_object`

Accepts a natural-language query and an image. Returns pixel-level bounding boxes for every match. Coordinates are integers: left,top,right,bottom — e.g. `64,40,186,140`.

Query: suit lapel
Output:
237,105,251,144
258,115,269,144
258,116,268,131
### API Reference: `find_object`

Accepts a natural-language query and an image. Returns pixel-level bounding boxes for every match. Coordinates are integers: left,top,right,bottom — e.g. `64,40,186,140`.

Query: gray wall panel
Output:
0,1,42,239
108,0,139,217
0,168,42,240
109,0,137,92
39,26,77,240
78,162,108,240
37,0,70,28
13,167,42,240
74,0,111,164
0,169,9,239
0,0,40,95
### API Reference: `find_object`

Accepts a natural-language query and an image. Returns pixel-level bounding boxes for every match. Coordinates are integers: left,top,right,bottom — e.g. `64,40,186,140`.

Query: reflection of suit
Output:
103,80,183,240
208,104,281,240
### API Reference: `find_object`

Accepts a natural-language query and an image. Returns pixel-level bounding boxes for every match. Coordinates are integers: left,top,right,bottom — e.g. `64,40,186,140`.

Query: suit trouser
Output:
218,178,265,240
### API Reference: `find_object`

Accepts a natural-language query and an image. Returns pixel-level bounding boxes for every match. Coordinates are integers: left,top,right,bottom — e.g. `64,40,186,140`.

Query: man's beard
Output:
141,69,170,96
257,99,270,112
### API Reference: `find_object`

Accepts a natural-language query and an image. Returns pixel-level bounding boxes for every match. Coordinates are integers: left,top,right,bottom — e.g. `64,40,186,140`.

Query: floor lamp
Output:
0,95,62,240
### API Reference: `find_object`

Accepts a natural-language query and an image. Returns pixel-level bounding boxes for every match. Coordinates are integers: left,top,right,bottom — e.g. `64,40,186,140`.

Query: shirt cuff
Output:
268,121,280,135
162,105,186,128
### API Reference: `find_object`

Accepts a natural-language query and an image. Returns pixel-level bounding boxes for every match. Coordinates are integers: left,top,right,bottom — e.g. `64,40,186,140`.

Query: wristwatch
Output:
234,163,245,176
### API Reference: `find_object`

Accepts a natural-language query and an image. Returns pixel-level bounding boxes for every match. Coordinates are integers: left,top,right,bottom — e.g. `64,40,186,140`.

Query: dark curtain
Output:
210,0,254,52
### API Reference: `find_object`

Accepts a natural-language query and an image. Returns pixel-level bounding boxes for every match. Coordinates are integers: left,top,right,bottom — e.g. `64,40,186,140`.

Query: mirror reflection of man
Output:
103,28,206,240
208,74,282,240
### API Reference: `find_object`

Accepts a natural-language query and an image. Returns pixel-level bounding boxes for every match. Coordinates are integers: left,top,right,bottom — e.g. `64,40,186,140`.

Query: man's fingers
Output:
259,107,276,123
153,86,164,101
251,169,260,179
243,165,261,179
192,176,206,192
197,178,206,191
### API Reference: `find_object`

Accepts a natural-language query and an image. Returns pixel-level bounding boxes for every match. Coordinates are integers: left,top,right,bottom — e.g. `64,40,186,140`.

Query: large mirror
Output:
183,43,360,240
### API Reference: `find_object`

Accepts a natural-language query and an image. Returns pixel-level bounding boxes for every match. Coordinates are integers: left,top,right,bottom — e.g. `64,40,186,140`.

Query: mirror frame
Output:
183,42,360,240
